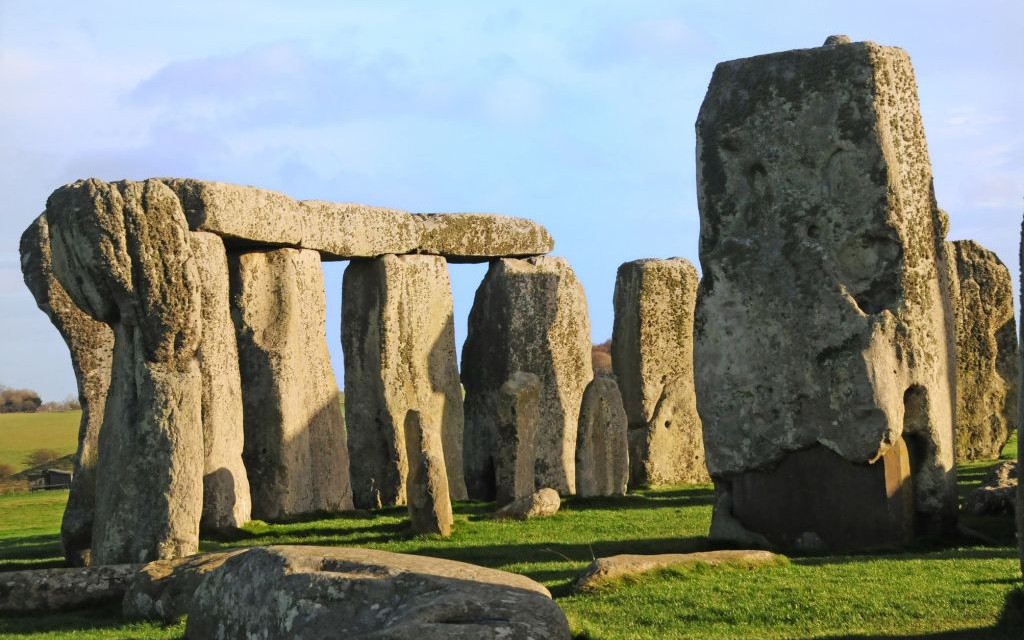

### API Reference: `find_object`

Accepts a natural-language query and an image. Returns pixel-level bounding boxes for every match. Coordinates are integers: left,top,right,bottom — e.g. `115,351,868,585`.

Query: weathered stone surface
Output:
574,550,785,592
964,461,1017,516
949,239,1018,461
189,232,251,531
612,258,707,486
412,213,553,262
463,257,593,496
1019,218,1024,578
493,372,541,505
0,564,140,613
575,377,629,497
694,40,958,549
46,178,204,564
123,550,242,621
184,546,571,639
494,488,561,520
230,247,353,520
343,255,466,509
19,213,114,566
404,410,453,536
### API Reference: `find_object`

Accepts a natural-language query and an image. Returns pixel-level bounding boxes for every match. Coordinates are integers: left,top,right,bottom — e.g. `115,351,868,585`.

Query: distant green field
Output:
0,411,80,473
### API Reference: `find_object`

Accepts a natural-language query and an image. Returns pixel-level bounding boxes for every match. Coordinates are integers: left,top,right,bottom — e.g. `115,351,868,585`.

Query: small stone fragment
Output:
574,550,786,592
494,488,561,520
964,461,1017,516
575,377,629,497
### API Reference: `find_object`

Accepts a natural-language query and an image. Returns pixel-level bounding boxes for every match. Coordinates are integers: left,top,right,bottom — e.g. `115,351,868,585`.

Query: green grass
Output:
0,411,80,473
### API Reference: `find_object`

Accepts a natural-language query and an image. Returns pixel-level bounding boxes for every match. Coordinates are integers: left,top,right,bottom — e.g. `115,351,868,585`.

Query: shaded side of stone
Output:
575,377,629,497
230,247,352,520
404,410,454,536
19,213,114,566
122,550,242,621
0,564,140,613
342,255,466,509
493,372,541,505
462,257,593,496
493,488,561,520
47,179,204,565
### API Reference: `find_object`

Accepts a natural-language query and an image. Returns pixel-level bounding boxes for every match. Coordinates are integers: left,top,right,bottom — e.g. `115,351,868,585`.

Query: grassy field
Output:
0,435,1020,639
0,411,80,473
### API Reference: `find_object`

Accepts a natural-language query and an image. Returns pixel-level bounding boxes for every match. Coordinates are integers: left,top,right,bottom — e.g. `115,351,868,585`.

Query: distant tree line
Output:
0,385,80,413
592,339,613,376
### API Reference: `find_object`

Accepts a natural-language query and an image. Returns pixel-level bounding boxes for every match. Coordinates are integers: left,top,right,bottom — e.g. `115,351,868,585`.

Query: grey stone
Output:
949,239,1018,461
412,213,553,262
230,247,353,520
123,550,243,621
493,372,541,505
694,40,957,549
575,377,629,497
963,461,1017,516
1020,216,1024,577
463,257,593,496
404,410,453,537
612,258,707,486
342,255,466,509
494,488,561,520
184,546,571,639
19,213,114,566
0,564,140,613
574,549,785,592
189,232,251,531
823,34,852,45
47,178,204,564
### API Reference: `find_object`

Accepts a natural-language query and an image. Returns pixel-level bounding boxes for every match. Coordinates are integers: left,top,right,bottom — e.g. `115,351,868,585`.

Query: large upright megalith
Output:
342,254,466,509
575,377,629,497
1018,219,1024,579
46,179,204,564
404,410,453,537
948,240,1018,461
462,257,593,497
694,37,957,550
230,248,352,520
612,259,707,486
20,214,114,565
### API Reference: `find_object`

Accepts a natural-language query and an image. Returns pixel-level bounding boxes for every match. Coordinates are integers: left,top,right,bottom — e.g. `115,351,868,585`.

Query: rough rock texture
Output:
494,488,561,520
694,39,958,550
949,240,1018,461
230,247,353,520
189,232,251,531
0,564,140,613
575,377,630,497
343,255,466,509
184,546,571,639
404,411,453,536
412,213,553,262
46,178,205,564
123,551,242,621
1020,218,1024,578
493,372,541,505
574,550,785,592
612,258,708,486
463,257,593,496
19,213,114,566
963,461,1017,516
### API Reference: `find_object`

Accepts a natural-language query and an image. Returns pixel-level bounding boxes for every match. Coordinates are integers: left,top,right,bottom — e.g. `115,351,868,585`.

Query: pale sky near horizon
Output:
1,1,1021,401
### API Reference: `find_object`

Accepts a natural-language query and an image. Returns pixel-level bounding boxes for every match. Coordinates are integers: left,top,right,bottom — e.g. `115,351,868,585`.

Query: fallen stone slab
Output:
184,546,571,639
123,550,243,621
494,487,561,520
412,213,553,262
0,564,140,613
574,549,786,592
964,461,1017,516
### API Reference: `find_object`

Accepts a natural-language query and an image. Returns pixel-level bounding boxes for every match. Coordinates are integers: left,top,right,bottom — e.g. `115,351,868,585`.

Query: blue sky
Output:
1,1,1021,400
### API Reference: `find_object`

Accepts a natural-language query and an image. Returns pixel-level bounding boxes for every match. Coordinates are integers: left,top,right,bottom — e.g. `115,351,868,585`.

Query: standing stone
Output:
1018,217,1024,579
404,411,453,537
188,232,251,530
694,38,957,551
342,255,466,509
46,179,204,564
575,377,629,497
20,213,114,566
948,239,1018,461
493,372,541,505
463,257,593,497
612,259,708,486
230,248,352,520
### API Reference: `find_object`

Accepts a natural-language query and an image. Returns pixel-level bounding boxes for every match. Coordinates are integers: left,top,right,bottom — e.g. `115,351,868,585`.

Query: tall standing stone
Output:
575,377,629,497
493,372,541,505
342,255,466,509
230,248,352,520
463,257,593,497
20,213,114,566
948,239,1018,461
188,232,252,530
1018,218,1024,579
404,411,453,537
612,259,708,486
694,38,957,551
46,179,204,564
